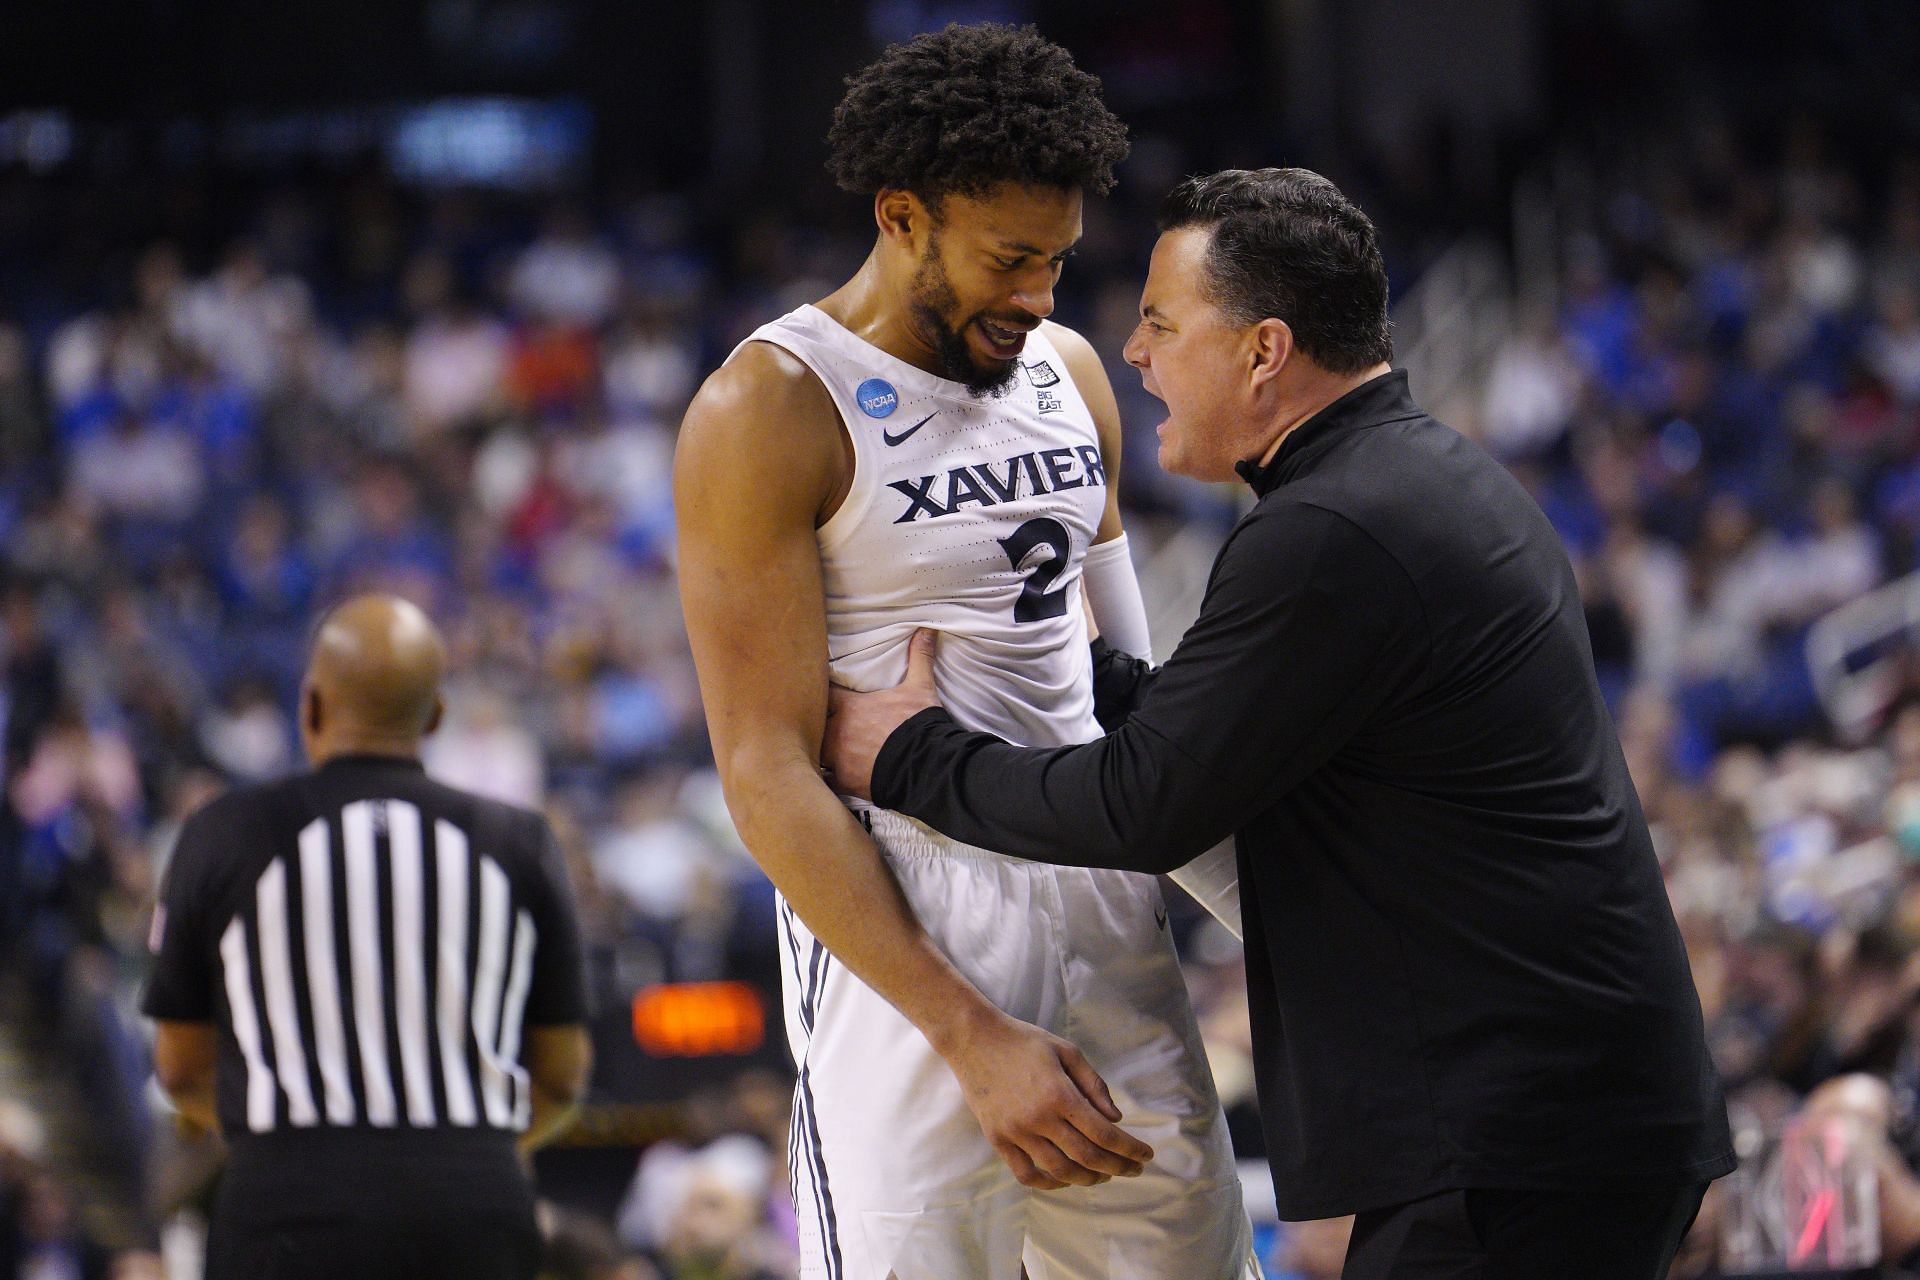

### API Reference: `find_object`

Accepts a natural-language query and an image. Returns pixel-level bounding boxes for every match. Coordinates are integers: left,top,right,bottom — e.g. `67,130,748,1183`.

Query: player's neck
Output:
815,253,949,380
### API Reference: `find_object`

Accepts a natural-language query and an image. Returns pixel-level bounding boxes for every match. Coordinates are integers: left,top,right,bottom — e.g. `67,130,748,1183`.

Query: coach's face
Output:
1124,227,1277,483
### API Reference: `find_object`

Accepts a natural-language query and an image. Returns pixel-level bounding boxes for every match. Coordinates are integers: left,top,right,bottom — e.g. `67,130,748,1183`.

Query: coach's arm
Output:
828,500,1426,873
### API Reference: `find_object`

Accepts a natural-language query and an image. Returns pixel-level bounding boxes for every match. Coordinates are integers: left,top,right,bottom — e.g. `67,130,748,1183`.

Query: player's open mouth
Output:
977,319,1030,359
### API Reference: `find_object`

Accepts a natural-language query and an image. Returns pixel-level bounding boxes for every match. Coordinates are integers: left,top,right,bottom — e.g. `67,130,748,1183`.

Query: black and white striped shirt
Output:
143,754,587,1142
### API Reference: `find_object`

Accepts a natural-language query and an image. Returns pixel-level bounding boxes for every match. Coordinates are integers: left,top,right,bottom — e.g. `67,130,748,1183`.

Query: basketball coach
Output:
143,595,591,1280
823,169,1735,1278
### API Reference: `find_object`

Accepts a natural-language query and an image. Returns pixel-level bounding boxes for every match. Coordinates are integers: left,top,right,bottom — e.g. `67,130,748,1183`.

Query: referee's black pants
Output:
1342,1182,1709,1280
205,1130,542,1280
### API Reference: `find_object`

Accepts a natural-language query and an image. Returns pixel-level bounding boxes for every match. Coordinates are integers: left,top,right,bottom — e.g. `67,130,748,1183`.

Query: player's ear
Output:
874,188,924,251
1248,318,1294,391
423,696,444,737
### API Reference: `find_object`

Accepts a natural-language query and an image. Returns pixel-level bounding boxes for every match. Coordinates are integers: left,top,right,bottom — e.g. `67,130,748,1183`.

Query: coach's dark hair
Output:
1160,168,1393,374
827,23,1129,205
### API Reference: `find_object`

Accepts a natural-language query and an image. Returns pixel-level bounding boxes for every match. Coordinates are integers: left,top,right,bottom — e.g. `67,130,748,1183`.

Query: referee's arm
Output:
146,811,223,1133
865,503,1426,873
153,1024,220,1132
517,821,593,1153
520,1029,590,1152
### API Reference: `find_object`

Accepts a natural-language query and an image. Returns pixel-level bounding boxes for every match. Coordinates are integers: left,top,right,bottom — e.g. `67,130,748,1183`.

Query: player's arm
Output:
153,1020,220,1133
1048,324,1155,700
1050,325,1242,937
675,343,1152,1189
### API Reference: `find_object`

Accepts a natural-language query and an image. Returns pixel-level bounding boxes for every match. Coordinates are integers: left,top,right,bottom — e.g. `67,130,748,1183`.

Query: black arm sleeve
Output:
523,820,591,1025
1089,638,1155,731
141,814,218,1021
874,503,1429,873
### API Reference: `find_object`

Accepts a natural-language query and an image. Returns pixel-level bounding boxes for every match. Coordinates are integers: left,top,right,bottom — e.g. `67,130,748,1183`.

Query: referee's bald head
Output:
300,594,446,764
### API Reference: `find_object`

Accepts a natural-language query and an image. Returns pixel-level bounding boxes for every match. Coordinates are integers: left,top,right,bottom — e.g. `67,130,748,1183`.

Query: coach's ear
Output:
423,696,444,737
1248,317,1294,393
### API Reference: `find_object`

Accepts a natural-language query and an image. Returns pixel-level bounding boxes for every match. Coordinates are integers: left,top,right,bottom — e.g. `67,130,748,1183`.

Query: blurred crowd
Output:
8,107,1920,1276
0,170,836,1277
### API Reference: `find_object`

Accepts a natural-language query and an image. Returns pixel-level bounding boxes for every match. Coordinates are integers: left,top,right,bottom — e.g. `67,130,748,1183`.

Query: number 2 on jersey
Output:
999,517,1072,623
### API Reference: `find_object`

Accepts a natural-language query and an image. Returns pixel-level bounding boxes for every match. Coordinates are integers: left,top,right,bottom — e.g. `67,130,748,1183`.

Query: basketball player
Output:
674,23,1258,1280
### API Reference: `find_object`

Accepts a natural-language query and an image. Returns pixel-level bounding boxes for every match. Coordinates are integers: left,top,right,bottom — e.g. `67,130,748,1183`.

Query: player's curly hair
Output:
826,23,1129,206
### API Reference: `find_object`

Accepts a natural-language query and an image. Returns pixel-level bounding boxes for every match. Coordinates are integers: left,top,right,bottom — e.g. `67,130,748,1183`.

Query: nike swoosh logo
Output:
882,411,939,446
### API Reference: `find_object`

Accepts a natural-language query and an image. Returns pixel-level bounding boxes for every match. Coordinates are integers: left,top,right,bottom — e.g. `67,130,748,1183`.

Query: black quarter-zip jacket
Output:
873,370,1734,1218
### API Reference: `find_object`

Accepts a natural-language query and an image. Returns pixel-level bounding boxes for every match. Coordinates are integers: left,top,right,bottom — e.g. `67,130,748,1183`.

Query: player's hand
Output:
822,628,942,801
938,1006,1155,1190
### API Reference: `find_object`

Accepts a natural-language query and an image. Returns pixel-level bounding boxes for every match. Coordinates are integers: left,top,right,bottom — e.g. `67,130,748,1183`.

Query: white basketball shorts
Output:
776,808,1261,1280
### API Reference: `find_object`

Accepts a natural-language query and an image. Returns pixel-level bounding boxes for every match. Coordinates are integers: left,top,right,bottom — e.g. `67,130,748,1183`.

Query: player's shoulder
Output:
677,326,848,508
1037,320,1120,440
1039,319,1115,392
687,334,837,435
1037,319,1097,367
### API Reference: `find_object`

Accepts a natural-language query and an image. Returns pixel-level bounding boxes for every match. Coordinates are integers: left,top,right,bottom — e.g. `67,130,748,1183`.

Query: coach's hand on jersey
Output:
823,628,942,800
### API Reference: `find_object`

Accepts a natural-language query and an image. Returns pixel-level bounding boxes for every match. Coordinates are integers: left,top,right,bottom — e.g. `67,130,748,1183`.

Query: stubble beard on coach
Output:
910,243,1021,398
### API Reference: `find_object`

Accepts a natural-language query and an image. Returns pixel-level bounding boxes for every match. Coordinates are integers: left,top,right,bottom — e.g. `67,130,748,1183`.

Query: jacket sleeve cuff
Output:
872,706,963,811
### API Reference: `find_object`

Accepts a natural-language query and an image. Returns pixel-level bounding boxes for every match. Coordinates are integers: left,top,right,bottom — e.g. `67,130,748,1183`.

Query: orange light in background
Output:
631,981,767,1057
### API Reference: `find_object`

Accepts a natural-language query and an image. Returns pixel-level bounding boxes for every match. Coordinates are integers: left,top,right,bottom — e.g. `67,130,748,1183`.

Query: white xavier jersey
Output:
740,306,1261,1280
745,304,1107,756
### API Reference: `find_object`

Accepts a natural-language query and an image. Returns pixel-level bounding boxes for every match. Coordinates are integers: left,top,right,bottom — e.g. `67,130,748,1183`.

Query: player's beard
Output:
909,238,1021,398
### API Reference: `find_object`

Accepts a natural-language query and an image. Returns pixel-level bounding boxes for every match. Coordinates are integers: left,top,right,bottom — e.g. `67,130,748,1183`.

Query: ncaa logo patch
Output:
1022,360,1060,389
855,378,899,419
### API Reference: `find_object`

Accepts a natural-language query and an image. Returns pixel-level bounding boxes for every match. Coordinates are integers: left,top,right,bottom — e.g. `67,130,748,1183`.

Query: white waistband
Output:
855,804,1027,862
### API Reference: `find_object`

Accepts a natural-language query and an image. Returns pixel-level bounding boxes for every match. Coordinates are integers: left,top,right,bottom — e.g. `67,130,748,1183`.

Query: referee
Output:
824,170,1735,1278
144,594,591,1280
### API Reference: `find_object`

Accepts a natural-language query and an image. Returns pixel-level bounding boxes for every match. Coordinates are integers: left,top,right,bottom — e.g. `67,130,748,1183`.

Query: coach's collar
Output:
1234,369,1419,497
